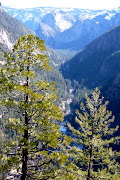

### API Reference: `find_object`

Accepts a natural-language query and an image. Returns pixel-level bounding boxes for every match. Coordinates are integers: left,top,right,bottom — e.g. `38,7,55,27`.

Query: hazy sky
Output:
2,0,120,10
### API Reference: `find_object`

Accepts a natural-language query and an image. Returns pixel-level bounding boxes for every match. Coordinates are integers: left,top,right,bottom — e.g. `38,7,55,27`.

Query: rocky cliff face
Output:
0,28,13,49
0,7,34,51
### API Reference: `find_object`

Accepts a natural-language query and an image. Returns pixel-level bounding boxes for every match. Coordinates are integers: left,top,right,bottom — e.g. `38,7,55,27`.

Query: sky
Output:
2,0,120,10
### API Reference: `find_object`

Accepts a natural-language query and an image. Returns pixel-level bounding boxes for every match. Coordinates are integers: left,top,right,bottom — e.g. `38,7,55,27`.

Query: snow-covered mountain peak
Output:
52,10,75,32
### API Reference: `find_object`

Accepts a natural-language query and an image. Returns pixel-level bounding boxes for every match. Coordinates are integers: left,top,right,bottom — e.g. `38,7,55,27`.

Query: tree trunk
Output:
87,144,93,180
87,122,94,180
21,65,29,180
21,108,29,180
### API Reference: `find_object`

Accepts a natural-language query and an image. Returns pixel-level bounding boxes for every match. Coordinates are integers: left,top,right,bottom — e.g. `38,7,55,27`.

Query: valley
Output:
1,1,120,141
1,2,120,142
0,2,120,179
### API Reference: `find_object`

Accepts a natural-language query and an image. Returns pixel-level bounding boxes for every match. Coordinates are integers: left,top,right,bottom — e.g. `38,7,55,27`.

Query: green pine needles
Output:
0,35,72,180
68,88,120,180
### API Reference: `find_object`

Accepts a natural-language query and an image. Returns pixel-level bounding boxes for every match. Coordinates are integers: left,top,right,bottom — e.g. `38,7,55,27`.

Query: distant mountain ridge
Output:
4,6,120,50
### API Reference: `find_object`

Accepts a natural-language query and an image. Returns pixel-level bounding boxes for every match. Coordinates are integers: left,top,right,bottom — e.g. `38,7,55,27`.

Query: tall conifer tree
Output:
0,35,73,179
68,88,120,180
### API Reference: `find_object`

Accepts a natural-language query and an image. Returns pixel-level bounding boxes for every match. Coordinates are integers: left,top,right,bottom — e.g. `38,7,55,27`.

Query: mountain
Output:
0,3,35,65
61,25,120,129
3,7,56,31
35,9,76,48
62,25,120,87
0,4,34,55
0,5,72,113
4,6,120,50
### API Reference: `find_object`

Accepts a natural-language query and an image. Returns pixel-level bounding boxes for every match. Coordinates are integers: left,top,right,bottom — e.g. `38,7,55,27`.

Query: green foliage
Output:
37,46,72,109
36,69,71,106
55,49,78,64
68,88,120,180
0,8,72,112
0,35,74,179
72,80,91,108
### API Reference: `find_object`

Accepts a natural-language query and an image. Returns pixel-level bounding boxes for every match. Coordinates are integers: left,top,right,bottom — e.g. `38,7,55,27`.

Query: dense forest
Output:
0,35,120,180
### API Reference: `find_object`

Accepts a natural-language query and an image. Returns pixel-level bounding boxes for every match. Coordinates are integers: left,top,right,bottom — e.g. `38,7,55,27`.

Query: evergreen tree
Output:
68,88,120,180
0,35,73,180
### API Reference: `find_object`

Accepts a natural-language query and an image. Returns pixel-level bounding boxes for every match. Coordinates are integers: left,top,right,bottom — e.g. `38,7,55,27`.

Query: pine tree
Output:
0,35,73,180
68,88,120,180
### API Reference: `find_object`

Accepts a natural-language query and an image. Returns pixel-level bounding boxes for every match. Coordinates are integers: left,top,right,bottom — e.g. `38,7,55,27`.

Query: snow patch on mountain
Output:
12,11,18,18
40,8,54,17
55,12,73,32
40,23,55,37
105,13,116,20
22,13,33,22
78,13,96,21
0,28,13,49
78,10,108,22
34,16,41,23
